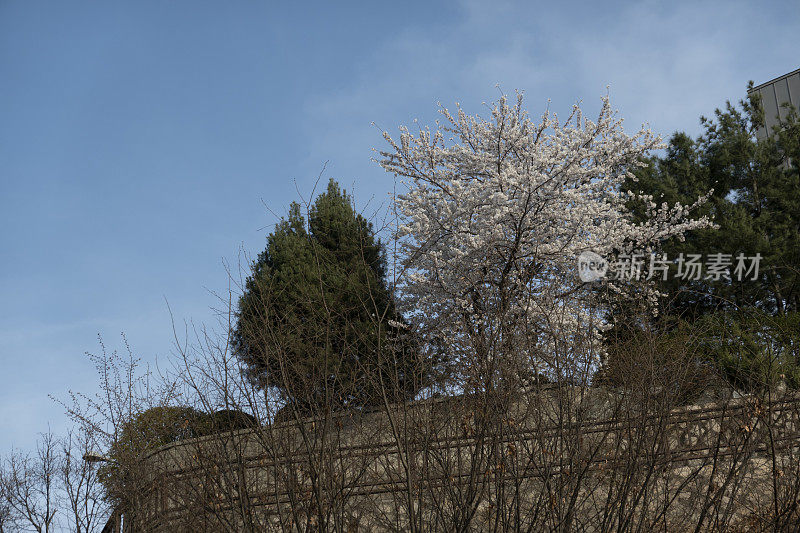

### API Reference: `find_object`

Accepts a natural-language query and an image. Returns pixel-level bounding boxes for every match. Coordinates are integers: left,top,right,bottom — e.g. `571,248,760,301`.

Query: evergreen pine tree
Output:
232,180,420,411
617,84,800,389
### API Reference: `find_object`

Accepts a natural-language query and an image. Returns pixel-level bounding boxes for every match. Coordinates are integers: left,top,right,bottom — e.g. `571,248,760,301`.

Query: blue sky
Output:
1,0,798,453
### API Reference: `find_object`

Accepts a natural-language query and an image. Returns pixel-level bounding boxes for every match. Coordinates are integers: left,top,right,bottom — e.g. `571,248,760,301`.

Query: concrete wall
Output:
127,388,800,531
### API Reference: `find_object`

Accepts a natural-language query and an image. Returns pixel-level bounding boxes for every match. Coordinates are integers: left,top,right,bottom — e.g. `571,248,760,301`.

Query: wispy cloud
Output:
304,0,799,164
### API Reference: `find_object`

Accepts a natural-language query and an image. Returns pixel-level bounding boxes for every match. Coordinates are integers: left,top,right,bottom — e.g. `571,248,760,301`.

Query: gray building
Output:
749,67,800,139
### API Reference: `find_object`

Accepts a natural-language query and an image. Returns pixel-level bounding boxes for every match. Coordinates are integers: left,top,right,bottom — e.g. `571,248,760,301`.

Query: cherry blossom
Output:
379,93,713,382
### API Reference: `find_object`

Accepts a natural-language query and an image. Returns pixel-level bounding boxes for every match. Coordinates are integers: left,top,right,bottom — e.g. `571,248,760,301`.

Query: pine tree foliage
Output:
627,87,800,318
623,85,800,390
232,180,420,411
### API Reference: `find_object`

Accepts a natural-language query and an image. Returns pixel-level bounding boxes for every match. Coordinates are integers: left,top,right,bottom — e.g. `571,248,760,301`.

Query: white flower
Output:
379,93,712,376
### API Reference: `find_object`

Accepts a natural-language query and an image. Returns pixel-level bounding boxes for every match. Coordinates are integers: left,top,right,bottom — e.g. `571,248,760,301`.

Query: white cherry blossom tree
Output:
379,93,712,388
